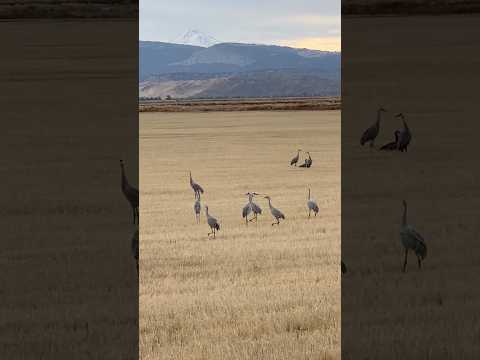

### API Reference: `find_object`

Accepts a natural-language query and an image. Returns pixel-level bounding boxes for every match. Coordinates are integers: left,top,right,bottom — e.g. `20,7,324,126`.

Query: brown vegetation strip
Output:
139,97,341,113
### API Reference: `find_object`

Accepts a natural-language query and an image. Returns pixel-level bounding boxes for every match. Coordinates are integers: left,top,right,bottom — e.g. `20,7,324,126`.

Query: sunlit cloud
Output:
277,37,341,52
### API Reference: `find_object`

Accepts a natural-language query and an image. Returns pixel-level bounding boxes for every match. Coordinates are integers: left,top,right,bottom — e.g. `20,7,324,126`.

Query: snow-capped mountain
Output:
174,29,219,48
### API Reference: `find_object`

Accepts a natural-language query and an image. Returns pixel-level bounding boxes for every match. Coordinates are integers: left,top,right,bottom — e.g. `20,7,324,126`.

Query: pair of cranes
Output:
360,108,412,152
242,192,287,226
360,109,426,272
290,149,313,168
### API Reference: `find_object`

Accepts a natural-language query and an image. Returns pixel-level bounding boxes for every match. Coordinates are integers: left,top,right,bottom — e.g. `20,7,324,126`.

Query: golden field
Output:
140,110,340,359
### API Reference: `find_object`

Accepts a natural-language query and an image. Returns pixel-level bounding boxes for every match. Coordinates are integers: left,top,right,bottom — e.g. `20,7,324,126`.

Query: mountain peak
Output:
175,29,219,48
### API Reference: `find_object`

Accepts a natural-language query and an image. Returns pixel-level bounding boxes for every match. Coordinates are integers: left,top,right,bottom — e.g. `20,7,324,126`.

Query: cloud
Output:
277,37,341,51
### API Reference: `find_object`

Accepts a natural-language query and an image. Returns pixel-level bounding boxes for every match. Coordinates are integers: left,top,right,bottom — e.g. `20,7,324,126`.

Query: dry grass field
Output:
1,20,138,358
140,111,340,359
342,15,480,358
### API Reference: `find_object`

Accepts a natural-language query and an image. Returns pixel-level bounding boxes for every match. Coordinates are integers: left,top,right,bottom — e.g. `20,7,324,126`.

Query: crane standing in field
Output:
205,205,220,238
120,160,139,224
400,200,427,272
264,195,285,226
360,107,387,148
194,194,201,223
307,188,319,217
380,130,400,151
290,149,302,166
189,171,204,200
131,228,139,276
242,192,262,225
299,152,313,168
396,113,412,152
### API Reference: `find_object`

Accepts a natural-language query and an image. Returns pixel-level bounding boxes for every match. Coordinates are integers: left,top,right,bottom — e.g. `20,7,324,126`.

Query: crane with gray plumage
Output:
396,113,412,152
360,107,387,147
242,192,262,225
380,130,400,151
131,228,139,276
194,194,201,223
307,188,319,218
205,205,220,238
400,200,427,272
290,149,302,166
189,171,204,199
299,152,312,168
264,195,285,226
120,160,139,224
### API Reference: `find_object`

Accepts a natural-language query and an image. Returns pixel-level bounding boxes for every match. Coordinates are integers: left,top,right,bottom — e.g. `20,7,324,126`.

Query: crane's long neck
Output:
402,203,407,226
189,172,193,186
248,194,253,203
308,189,311,200
267,198,273,209
403,119,410,132
121,164,128,188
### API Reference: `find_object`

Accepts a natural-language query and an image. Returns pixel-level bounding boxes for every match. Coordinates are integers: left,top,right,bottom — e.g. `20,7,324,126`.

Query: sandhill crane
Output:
290,149,302,166
205,205,220,238
306,152,312,168
341,261,347,275
307,188,319,217
194,194,201,223
396,113,412,152
264,196,285,226
379,130,400,151
400,200,427,272
360,107,387,147
299,152,313,168
242,192,262,225
189,171,204,199
120,160,139,224
131,229,139,276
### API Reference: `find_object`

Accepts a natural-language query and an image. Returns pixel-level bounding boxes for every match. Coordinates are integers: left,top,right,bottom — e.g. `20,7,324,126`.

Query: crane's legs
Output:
417,256,422,269
208,228,216,238
403,249,408,272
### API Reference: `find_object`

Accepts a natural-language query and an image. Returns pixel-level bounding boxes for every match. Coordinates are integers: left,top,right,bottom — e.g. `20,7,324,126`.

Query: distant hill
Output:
139,40,340,98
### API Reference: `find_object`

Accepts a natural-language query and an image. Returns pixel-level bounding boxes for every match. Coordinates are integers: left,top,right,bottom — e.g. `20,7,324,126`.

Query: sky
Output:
139,0,340,51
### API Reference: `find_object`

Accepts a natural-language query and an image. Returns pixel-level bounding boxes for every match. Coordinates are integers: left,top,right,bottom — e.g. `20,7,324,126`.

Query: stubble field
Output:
140,110,340,359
